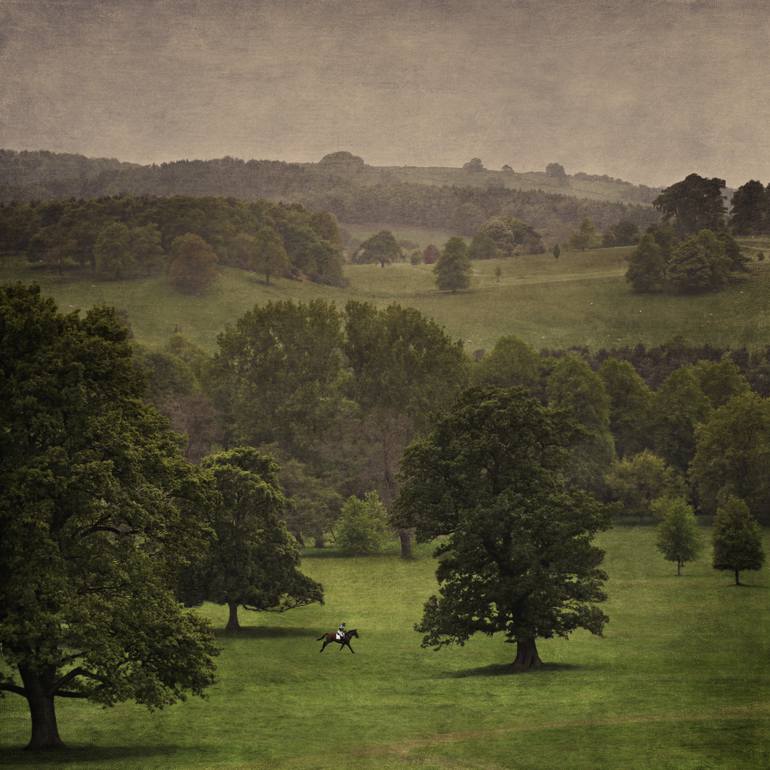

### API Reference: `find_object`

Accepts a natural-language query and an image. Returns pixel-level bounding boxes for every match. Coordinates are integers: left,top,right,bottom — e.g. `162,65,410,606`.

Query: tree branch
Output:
0,682,27,697
51,667,107,695
54,689,91,699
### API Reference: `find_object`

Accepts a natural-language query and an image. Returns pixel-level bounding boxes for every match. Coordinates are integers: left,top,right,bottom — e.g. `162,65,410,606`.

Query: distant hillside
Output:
0,149,660,243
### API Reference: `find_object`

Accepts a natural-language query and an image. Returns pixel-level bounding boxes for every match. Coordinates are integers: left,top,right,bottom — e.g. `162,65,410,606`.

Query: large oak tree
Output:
0,285,217,750
394,387,610,669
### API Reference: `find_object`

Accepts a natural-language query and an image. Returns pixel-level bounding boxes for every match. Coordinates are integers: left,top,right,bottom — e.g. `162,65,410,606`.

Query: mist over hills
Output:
0,148,660,243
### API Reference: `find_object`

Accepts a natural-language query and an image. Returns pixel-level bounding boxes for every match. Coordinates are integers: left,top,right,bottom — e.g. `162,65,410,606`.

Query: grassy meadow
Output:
1,527,769,769
2,245,769,355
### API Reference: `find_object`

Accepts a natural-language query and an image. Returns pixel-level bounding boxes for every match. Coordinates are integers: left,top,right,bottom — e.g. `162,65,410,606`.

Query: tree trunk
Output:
398,528,413,559
735,570,741,586
512,638,542,670
314,534,325,548
677,561,682,576
226,601,241,632
19,665,64,750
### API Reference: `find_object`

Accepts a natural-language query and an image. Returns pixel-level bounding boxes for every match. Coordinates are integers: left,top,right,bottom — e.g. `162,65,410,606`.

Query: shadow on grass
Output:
214,625,319,639
440,662,587,679
0,744,196,766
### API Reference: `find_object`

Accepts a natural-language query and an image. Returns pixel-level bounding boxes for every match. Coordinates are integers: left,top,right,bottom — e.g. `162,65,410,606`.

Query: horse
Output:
316,628,359,653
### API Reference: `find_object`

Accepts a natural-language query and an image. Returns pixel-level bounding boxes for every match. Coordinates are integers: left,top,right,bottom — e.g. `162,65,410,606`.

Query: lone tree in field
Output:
654,497,702,575
626,233,666,293
168,232,219,293
435,236,471,292
394,387,610,670
181,447,323,632
0,285,218,750
712,496,765,586
353,230,402,267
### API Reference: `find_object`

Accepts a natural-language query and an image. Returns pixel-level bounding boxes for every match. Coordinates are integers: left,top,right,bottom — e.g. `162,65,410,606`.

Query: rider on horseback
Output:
335,622,346,640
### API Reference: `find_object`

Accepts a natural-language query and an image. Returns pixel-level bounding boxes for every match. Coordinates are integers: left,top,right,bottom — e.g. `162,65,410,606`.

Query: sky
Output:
1,0,769,187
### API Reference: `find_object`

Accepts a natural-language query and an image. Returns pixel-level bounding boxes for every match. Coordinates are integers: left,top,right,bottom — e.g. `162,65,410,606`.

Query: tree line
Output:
0,195,346,287
0,149,660,243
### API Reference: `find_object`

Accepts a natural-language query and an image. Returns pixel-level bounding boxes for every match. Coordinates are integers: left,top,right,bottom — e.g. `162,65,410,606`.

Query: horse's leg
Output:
347,642,355,653
320,639,329,652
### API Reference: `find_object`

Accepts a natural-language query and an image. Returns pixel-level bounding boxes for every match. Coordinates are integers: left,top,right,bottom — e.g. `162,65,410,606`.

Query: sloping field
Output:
2,247,768,355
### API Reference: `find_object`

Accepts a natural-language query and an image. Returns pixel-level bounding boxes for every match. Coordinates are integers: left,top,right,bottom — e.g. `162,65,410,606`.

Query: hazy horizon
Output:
2,0,770,189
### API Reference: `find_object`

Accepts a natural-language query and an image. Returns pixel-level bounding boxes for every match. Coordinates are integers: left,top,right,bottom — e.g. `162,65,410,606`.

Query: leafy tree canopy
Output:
168,233,219,294
653,173,726,235
394,387,610,669
654,497,702,576
0,285,217,750
712,495,765,585
352,230,402,267
435,237,471,292
181,447,323,632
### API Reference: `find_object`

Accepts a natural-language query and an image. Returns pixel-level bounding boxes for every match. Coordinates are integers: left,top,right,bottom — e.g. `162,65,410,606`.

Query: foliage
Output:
462,158,485,172
654,497,702,575
729,179,767,234
252,226,290,283
352,230,402,267
94,221,134,279
335,491,390,554
712,495,765,585
181,447,323,630
395,387,610,668
168,233,219,294
651,366,711,472
208,299,346,459
653,173,726,235
690,392,770,522
547,355,615,494
435,236,471,292
472,217,545,256
692,358,750,408
598,357,654,457
626,233,666,292
665,229,731,293
603,219,640,247
472,335,540,390
0,285,217,749
569,217,599,251
606,451,685,519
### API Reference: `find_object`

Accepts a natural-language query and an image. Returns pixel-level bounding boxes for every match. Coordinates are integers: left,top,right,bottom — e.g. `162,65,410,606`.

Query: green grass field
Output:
1,528,768,769
2,247,769,355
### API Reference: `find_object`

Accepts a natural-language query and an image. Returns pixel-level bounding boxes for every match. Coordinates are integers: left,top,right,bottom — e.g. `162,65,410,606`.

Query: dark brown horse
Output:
316,628,359,653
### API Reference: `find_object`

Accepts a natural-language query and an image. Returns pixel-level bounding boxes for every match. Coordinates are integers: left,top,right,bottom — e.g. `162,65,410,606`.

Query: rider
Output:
335,621,346,640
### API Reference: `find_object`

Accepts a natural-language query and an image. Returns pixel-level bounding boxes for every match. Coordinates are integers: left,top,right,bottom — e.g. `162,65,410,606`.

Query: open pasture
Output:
2,248,770,355
1,528,768,769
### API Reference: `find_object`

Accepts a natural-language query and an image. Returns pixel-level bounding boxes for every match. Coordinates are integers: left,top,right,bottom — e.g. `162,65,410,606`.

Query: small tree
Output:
182,447,324,632
712,496,765,585
435,237,471,292
626,233,666,293
168,233,219,294
654,497,702,575
335,491,390,554
353,230,401,267
130,223,165,276
463,157,485,172
422,244,440,264
552,243,561,259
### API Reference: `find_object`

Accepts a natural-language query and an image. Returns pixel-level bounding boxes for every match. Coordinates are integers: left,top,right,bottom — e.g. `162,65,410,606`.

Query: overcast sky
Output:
1,0,769,187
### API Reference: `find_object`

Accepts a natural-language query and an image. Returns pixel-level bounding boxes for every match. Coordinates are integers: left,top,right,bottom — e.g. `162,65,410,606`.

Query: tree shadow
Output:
214,625,319,639
0,744,196,766
439,661,587,679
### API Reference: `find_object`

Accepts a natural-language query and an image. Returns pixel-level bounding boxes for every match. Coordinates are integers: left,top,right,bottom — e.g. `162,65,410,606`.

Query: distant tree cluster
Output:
0,195,345,288
469,216,545,258
729,179,770,234
626,225,747,294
